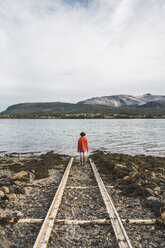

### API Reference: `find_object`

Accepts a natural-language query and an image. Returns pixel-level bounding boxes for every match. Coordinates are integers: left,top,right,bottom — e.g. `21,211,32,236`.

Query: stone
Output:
143,188,155,197
27,172,35,183
129,167,138,178
145,196,158,205
160,206,165,222
114,164,128,171
0,230,5,236
146,196,164,215
123,176,130,181
0,186,9,194
10,171,35,184
0,190,5,198
13,185,25,194
127,184,139,193
13,180,26,187
6,193,17,201
0,209,6,218
7,185,14,193
10,171,28,180
151,200,164,216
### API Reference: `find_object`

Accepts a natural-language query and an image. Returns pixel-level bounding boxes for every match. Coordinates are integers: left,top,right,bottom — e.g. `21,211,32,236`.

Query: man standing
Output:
77,132,89,166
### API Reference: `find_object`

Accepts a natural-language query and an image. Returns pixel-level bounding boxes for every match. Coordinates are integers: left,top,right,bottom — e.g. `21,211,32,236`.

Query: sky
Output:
0,0,165,111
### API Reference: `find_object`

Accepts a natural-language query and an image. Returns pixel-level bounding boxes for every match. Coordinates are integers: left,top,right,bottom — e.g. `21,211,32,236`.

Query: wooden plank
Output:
89,159,133,248
33,156,74,248
18,218,157,224
66,186,114,189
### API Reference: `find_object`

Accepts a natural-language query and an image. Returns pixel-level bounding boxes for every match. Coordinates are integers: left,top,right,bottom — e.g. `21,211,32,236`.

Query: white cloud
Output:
0,0,165,110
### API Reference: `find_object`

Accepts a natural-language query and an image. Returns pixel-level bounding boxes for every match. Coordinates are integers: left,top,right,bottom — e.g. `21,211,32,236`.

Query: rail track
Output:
31,156,134,248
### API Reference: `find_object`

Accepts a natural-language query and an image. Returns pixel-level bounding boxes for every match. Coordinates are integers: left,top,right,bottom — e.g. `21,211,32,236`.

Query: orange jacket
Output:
78,136,89,152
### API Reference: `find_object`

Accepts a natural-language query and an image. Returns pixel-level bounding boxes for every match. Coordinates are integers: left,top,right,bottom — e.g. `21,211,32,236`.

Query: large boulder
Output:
10,171,35,184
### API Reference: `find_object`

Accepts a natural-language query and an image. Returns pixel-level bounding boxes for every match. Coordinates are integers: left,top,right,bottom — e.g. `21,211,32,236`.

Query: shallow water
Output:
0,119,164,156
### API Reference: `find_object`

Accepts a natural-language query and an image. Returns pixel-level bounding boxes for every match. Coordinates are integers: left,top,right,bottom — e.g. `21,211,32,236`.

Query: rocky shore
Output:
90,151,165,221
0,151,165,247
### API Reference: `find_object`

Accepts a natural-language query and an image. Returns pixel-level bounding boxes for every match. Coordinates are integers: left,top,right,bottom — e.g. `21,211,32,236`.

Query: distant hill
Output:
0,100,165,119
0,102,122,115
78,93,165,107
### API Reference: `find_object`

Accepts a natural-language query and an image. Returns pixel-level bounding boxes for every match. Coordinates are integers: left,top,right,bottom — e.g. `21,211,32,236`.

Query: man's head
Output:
80,132,86,136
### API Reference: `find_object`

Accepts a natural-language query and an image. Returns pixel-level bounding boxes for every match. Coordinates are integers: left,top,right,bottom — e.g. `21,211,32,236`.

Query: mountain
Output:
78,93,165,107
139,101,165,108
0,94,165,118
0,102,121,115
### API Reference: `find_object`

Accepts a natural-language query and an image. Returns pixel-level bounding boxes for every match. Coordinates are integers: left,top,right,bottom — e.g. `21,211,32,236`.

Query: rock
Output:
14,180,26,187
10,171,35,184
145,196,158,205
13,185,25,194
160,206,165,222
0,230,5,236
151,200,164,216
127,184,139,193
10,171,28,180
146,196,164,216
113,164,129,178
0,209,6,218
0,186,9,194
7,185,14,193
0,210,24,225
114,164,128,171
129,167,138,178
27,172,35,183
143,188,155,197
0,190,5,198
6,193,17,201
123,176,130,181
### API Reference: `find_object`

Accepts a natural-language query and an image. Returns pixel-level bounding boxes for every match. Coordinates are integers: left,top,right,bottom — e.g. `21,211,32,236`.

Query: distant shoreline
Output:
0,113,165,119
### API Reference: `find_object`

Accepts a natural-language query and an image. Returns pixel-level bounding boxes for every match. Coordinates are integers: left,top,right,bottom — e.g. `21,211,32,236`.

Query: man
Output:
77,132,89,166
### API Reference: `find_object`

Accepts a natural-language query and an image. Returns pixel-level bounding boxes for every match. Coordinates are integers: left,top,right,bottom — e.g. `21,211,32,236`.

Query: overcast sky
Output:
0,0,165,111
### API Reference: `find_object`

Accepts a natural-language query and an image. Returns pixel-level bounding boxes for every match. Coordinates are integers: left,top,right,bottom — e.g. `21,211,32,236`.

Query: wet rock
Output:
151,200,164,216
0,186,10,194
127,184,140,194
10,171,28,181
6,193,17,201
10,171,35,184
143,188,155,197
0,190,5,198
145,196,164,216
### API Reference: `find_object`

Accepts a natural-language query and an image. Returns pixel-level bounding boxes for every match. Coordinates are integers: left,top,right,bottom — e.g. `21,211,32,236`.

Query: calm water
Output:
0,119,164,156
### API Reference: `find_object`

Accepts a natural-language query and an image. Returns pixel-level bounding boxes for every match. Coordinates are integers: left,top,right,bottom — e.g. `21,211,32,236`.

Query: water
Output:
0,119,164,156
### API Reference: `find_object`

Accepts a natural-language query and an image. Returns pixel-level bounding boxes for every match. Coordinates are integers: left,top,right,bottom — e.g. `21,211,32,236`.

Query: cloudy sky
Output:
0,0,165,111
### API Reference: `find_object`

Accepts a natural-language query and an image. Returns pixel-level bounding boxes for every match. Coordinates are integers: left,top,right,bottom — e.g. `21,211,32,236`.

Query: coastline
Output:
0,150,165,247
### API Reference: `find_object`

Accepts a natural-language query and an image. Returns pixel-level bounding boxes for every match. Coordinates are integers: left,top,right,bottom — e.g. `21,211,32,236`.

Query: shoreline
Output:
0,150,164,247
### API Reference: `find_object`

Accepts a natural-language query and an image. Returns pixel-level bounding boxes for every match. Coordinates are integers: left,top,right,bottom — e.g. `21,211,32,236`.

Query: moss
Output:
8,152,69,179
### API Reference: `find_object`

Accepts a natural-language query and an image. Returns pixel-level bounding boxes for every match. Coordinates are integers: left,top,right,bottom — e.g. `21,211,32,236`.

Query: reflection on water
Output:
0,119,165,156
